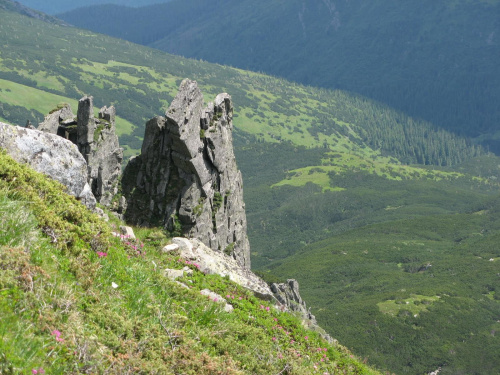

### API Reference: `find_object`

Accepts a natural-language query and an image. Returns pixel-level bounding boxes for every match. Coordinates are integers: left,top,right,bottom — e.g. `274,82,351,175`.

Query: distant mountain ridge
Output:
58,0,500,150
15,0,171,14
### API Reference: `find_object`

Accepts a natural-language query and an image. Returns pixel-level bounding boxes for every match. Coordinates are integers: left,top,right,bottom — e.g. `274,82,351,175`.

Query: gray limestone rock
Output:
0,122,96,208
37,97,123,207
77,96,95,149
123,79,250,268
166,237,273,301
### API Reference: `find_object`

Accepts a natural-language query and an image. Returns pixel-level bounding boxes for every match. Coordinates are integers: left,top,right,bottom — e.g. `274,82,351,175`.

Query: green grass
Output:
377,295,441,316
0,79,135,136
0,150,380,374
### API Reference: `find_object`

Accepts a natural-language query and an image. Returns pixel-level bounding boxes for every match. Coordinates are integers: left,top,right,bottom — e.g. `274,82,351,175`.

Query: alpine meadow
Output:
1,0,500,374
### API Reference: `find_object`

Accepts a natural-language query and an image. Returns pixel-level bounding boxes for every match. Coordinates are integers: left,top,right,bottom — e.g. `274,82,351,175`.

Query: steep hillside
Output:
266,184,500,374
0,150,379,374
58,0,500,148
1,4,500,373
14,0,172,15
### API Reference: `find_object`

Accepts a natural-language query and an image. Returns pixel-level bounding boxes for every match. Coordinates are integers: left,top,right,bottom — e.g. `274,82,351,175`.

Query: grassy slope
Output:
58,0,500,143
0,151,379,374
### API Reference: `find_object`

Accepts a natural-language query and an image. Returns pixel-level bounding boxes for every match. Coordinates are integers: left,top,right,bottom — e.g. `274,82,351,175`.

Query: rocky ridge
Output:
122,79,250,268
38,97,123,208
0,80,330,344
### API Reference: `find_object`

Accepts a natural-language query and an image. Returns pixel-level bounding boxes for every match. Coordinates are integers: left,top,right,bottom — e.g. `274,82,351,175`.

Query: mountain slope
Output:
58,0,500,148
1,3,500,373
14,0,172,15
0,149,379,374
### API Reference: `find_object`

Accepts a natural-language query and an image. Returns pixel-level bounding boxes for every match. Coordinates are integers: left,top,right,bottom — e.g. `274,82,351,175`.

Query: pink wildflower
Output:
265,306,270,311
97,251,107,258
272,337,277,341
304,335,309,340
32,370,38,375
51,329,61,338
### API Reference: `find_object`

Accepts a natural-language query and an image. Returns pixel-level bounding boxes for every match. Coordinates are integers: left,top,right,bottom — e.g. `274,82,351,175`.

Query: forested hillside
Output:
14,0,171,15
58,0,500,151
1,3,499,374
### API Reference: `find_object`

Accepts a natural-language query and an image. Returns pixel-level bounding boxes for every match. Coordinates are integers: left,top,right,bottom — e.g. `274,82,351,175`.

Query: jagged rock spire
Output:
122,79,251,268
37,97,123,207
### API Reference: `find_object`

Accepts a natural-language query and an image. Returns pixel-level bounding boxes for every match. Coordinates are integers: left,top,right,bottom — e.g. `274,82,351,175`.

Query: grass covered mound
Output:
0,150,380,374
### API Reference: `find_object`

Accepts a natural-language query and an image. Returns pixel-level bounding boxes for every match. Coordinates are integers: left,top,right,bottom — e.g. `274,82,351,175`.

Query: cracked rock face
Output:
122,79,251,268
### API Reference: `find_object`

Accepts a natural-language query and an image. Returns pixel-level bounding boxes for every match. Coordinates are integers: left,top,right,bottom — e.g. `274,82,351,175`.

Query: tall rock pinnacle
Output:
122,79,251,268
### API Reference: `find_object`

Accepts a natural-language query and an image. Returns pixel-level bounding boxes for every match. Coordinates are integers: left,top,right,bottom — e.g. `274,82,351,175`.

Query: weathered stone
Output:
163,269,185,280
271,279,333,342
122,79,250,268
77,99,123,207
38,103,74,136
0,122,96,208
162,243,180,252
119,225,136,239
170,237,274,301
200,289,234,312
36,98,123,207
99,106,116,125
77,96,95,148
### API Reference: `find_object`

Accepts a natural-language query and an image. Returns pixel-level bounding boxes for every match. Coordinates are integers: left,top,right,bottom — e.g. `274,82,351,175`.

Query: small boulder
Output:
119,225,136,239
164,269,185,280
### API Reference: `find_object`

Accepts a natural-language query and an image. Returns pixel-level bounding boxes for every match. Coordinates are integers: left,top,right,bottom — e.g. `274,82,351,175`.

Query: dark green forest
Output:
59,0,500,150
1,2,500,373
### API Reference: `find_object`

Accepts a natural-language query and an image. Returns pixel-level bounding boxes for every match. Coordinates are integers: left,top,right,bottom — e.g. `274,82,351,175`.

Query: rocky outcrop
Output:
165,237,273,301
271,280,316,323
272,280,333,341
0,122,96,208
37,97,123,207
164,236,332,340
122,79,250,268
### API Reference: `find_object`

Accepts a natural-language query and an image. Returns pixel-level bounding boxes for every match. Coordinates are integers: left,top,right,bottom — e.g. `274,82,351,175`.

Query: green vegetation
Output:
0,150,379,374
59,0,500,150
266,197,500,374
1,4,500,373
0,7,483,167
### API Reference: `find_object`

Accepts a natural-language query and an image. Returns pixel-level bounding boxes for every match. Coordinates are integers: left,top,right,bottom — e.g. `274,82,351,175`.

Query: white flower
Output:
112,282,119,289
